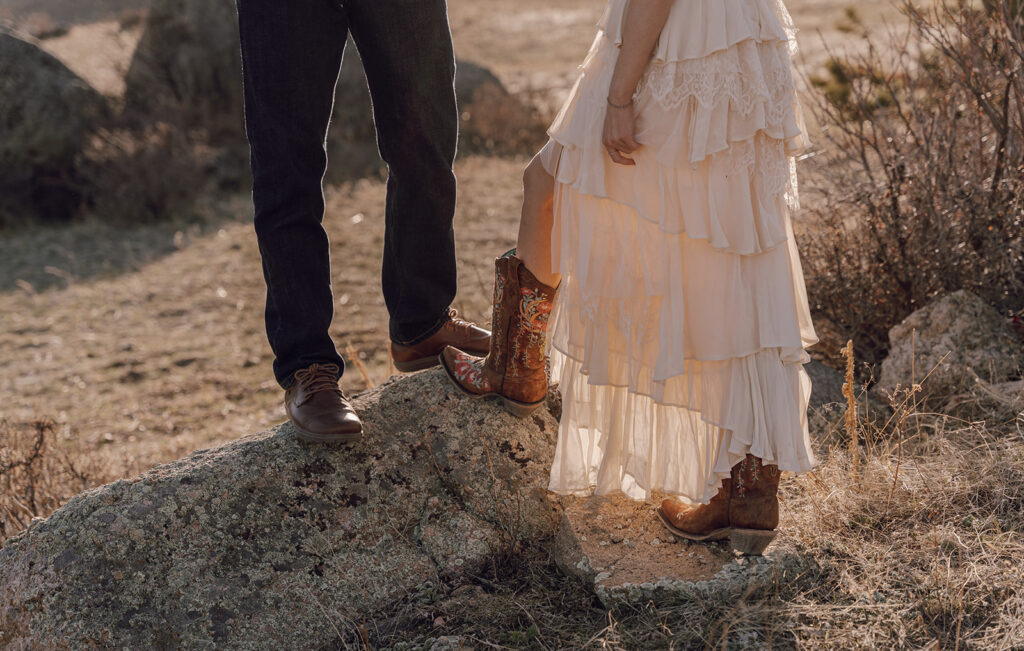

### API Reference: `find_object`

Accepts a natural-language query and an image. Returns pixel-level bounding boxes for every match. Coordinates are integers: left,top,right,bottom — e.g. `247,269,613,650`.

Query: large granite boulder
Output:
878,290,1022,402
122,0,243,142
0,369,562,648
0,30,108,226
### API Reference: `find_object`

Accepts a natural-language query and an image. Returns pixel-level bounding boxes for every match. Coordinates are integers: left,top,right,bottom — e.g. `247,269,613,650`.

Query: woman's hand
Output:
601,0,673,166
603,102,639,166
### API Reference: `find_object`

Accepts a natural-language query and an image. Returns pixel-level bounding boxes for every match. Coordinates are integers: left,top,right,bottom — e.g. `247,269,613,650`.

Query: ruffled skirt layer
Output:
542,0,818,504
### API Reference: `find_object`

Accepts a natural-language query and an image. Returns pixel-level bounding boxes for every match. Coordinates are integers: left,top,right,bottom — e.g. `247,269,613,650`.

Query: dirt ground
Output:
0,0,903,480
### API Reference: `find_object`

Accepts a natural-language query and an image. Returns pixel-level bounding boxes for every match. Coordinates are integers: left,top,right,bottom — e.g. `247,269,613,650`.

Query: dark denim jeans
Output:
236,0,459,387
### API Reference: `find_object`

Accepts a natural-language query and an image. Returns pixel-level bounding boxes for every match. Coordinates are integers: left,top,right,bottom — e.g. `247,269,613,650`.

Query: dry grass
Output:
0,156,524,473
311,361,1023,649
4,382,1021,647
0,419,125,539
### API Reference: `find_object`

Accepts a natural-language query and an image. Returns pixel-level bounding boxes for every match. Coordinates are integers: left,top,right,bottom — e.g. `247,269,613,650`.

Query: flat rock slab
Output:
552,495,782,607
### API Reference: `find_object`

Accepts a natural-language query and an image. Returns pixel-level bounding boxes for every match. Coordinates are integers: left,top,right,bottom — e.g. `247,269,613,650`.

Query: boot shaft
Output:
507,262,556,379
729,454,781,531
481,253,556,404
483,254,521,375
483,254,556,376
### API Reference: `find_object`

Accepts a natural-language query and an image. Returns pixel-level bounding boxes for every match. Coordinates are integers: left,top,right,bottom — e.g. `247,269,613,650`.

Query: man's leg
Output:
237,0,348,388
238,0,362,443
346,0,460,345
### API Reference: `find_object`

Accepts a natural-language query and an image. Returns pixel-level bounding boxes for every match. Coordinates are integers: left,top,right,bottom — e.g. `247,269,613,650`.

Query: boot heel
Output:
502,397,544,418
730,528,776,555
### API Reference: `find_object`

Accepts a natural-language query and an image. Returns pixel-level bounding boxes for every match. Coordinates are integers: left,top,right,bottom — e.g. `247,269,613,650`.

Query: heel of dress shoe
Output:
393,355,441,373
502,396,544,418
730,528,777,555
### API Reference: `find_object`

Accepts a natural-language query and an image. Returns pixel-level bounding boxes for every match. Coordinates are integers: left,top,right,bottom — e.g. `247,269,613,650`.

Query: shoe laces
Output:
447,308,476,335
294,363,343,397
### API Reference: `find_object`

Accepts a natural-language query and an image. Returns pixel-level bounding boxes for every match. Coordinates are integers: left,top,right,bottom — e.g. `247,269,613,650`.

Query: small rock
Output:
429,636,464,651
650,537,661,546
878,290,1022,403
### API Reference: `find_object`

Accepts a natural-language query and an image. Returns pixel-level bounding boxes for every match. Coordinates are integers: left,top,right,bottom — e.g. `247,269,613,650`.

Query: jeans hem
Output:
390,309,451,347
275,359,345,390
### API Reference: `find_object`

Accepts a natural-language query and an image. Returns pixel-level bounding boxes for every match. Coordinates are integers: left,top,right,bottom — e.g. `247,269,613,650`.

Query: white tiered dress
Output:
541,0,819,505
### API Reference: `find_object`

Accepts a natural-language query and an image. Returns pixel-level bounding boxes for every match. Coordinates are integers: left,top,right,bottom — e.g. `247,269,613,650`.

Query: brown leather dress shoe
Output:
285,363,362,444
390,309,490,372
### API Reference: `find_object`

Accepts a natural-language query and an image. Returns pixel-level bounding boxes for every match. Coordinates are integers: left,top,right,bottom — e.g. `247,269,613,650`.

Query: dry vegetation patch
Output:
325,370,1023,648
0,419,124,540
800,0,1024,368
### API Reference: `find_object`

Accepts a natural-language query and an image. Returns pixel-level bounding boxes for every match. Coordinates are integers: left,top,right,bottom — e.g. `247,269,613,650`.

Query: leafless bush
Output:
78,122,217,224
0,420,118,541
801,0,1024,369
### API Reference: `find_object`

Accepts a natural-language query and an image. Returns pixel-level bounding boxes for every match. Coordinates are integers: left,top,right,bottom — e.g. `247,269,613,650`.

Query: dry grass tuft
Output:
0,419,123,540
842,339,859,477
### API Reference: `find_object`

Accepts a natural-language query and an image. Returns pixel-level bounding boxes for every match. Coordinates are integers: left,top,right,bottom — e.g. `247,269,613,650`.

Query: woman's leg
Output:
437,151,561,418
516,154,561,288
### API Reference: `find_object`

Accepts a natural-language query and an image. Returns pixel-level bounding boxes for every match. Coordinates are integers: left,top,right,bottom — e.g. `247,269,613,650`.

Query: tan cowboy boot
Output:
440,252,557,418
658,454,781,555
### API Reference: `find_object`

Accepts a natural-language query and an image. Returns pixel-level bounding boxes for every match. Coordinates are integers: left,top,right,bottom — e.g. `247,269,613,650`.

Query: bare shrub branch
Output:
801,0,1024,369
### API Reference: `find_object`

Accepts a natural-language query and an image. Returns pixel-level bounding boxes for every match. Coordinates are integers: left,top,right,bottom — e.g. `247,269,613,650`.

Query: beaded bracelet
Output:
606,97,633,109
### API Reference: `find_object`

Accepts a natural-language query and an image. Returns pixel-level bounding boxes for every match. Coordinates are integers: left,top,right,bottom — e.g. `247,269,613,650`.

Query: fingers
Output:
607,149,636,166
603,136,640,155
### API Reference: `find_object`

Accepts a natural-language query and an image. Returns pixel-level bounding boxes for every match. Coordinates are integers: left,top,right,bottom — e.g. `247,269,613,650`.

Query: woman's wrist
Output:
607,79,636,106
607,96,633,109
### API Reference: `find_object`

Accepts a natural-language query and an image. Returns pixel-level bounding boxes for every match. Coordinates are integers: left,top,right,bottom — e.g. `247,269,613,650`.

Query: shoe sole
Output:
729,528,778,556
656,508,777,555
656,507,730,543
439,353,545,419
393,355,442,373
290,421,363,445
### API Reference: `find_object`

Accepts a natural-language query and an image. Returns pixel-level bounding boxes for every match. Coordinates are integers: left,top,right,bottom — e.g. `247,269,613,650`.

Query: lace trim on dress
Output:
635,39,795,121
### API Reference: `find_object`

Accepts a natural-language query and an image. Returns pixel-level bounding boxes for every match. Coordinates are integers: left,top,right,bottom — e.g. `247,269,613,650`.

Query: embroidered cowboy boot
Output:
440,252,557,418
